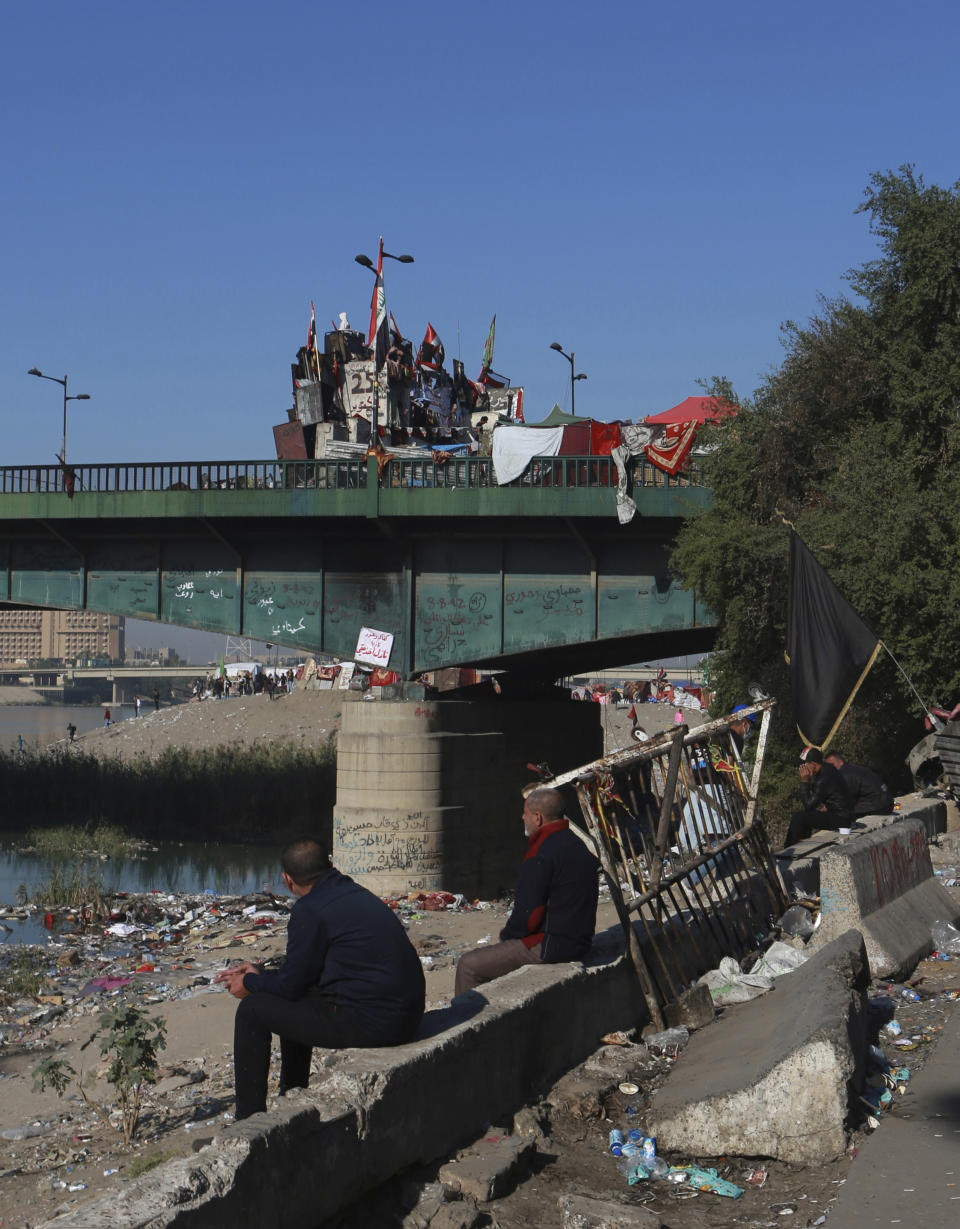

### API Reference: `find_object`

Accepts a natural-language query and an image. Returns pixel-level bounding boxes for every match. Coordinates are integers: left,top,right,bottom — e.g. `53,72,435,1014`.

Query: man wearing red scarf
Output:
454,788,599,995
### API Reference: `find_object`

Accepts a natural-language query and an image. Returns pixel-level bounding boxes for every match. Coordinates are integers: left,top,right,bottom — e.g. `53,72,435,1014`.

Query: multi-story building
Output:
0,609,124,664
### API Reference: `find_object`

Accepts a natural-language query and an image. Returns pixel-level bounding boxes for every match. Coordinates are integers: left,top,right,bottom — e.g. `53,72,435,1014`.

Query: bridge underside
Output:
0,511,712,677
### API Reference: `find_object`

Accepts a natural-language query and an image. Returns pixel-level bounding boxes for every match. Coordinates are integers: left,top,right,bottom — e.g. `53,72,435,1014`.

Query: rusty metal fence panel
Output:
549,701,785,1030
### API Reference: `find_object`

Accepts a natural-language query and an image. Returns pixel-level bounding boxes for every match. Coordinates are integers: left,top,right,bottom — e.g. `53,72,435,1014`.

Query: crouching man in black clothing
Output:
784,746,854,847
454,787,599,996
215,839,425,1120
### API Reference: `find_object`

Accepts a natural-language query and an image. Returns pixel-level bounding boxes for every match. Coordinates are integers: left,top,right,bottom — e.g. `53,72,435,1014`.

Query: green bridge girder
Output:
0,456,715,676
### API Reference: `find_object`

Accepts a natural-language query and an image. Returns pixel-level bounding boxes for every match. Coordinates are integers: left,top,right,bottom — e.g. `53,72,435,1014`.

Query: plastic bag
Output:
931,920,960,955
779,904,815,937
699,956,774,1004
749,941,809,978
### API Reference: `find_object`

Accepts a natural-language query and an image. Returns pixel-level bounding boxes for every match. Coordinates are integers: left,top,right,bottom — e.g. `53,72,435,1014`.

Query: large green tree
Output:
674,168,960,839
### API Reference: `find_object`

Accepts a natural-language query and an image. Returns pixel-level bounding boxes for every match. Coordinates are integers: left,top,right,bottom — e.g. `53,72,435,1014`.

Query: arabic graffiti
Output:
417,590,495,665
333,812,442,879
505,582,584,622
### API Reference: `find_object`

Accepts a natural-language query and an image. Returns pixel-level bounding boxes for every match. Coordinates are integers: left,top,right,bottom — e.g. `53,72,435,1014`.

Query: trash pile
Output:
0,889,292,1039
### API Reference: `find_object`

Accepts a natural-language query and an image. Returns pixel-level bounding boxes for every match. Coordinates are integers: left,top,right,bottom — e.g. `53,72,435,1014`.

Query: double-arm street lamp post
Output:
354,247,414,444
28,368,90,468
549,342,587,417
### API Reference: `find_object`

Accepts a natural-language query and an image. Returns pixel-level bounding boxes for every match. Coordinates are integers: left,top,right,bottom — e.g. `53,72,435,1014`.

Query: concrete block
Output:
645,930,869,1165
813,817,960,978
438,1136,533,1202
558,1192,663,1228
663,983,715,1031
545,1071,605,1119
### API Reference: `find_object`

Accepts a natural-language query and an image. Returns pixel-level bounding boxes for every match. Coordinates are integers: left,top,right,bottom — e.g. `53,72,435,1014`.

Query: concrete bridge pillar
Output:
333,698,602,899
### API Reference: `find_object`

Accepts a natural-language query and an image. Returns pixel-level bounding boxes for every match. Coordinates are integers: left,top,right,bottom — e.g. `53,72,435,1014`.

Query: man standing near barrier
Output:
454,787,599,995
215,838,425,1120
785,746,854,847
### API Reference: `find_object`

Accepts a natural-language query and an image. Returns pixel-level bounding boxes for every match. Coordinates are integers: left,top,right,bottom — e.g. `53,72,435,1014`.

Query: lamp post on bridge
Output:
27,368,90,470
354,245,414,446
549,342,587,417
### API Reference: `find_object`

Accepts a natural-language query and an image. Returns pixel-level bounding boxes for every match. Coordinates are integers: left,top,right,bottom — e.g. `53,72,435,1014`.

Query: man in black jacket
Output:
785,746,854,847
454,787,599,995
824,751,895,816
215,839,425,1120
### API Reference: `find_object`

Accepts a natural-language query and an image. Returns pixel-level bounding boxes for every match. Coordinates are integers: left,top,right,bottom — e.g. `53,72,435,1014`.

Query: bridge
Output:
0,454,714,677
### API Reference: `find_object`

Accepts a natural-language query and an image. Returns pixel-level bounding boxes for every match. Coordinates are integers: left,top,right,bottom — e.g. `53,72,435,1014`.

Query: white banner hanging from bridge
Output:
355,626,394,668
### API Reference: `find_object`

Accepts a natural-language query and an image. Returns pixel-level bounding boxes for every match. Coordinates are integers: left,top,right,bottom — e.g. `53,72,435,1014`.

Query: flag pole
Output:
880,642,944,730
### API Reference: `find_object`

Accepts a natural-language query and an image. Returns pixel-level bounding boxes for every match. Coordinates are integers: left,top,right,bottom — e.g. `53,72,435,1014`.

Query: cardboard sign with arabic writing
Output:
355,626,394,668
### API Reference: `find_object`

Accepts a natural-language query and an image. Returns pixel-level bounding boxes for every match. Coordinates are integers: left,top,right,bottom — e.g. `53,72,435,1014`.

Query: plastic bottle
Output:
608,1128,624,1155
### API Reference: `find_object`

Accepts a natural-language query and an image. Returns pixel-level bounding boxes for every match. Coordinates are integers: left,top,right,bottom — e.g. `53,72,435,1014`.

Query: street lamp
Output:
549,342,587,417
354,246,414,445
28,368,90,466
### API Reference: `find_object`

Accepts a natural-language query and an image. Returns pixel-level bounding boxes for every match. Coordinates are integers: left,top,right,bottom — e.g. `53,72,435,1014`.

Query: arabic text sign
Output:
355,626,394,668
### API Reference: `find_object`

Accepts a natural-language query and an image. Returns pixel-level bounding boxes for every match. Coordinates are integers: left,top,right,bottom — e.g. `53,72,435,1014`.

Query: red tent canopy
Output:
645,395,738,425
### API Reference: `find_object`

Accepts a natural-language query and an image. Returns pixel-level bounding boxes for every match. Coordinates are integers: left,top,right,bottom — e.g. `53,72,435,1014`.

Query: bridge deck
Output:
0,456,713,675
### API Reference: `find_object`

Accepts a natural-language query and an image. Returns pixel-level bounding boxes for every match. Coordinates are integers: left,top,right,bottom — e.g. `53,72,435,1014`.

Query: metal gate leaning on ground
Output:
548,700,786,1031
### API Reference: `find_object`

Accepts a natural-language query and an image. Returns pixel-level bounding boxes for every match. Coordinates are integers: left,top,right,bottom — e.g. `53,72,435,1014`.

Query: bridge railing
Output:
0,459,369,494
0,455,701,495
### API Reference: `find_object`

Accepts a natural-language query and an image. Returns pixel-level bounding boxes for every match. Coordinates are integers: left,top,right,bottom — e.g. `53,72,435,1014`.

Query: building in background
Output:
0,609,124,664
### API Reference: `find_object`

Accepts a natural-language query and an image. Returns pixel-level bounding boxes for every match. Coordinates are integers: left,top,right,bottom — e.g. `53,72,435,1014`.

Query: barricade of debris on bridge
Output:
546,700,787,1029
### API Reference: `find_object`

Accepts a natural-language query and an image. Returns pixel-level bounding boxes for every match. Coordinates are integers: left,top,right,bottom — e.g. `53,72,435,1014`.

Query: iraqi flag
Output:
307,301,317,351
785,531,881,749
418,322,445,370
367,239,389,371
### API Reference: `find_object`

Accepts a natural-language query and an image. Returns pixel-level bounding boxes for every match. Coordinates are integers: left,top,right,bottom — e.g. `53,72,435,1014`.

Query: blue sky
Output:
4,0,958,469
2,1,957,655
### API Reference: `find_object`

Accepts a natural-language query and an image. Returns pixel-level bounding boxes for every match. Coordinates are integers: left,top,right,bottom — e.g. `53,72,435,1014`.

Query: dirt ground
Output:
55,685,700,766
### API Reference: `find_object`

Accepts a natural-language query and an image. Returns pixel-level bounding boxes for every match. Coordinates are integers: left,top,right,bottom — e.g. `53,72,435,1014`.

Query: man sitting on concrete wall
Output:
824,750,895,816
785,747,854,847
215,838,425,1120
454,787,600,996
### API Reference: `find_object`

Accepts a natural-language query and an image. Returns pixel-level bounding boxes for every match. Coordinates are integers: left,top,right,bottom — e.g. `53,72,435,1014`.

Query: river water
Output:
0,702,283,946
0,838,284,946
0,701,143,753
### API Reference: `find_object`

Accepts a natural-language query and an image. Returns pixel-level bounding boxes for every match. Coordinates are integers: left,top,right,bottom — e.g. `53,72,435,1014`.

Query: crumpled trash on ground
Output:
779,904,817,938
748,940,809,978
931,919,960,955
699,956,775,1004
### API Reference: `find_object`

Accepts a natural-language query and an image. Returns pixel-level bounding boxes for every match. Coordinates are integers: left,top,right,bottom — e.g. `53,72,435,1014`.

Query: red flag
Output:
644,421,699,476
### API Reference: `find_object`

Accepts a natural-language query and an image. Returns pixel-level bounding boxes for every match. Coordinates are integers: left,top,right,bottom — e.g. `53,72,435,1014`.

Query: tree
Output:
673,168,960,839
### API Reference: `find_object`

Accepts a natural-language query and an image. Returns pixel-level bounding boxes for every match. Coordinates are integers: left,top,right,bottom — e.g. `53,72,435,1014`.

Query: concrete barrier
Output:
645,930,869,1165
38,928,646,1229
810,815,960,978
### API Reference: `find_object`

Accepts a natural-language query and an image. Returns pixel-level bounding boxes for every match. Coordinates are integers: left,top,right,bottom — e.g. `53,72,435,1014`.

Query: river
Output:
0,837,284,946
0,701,150,753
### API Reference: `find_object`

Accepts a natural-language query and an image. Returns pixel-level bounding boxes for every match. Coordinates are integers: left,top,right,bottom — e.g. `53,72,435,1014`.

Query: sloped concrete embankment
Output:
645,930,869,1165
812,814,960,978
38,929,646,1229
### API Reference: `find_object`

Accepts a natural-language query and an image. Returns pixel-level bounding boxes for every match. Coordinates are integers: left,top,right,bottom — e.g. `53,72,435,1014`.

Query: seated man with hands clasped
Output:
454,787,600,996
215,838,425,1120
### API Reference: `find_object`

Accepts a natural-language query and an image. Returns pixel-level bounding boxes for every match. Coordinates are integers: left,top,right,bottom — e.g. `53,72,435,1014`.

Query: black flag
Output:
785,532,881,749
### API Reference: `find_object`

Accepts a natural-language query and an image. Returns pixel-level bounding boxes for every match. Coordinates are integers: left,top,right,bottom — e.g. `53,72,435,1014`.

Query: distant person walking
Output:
67,722,77,743
135,695,142,717
153,689,160,712
103,707,111,729
17,734,24,754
